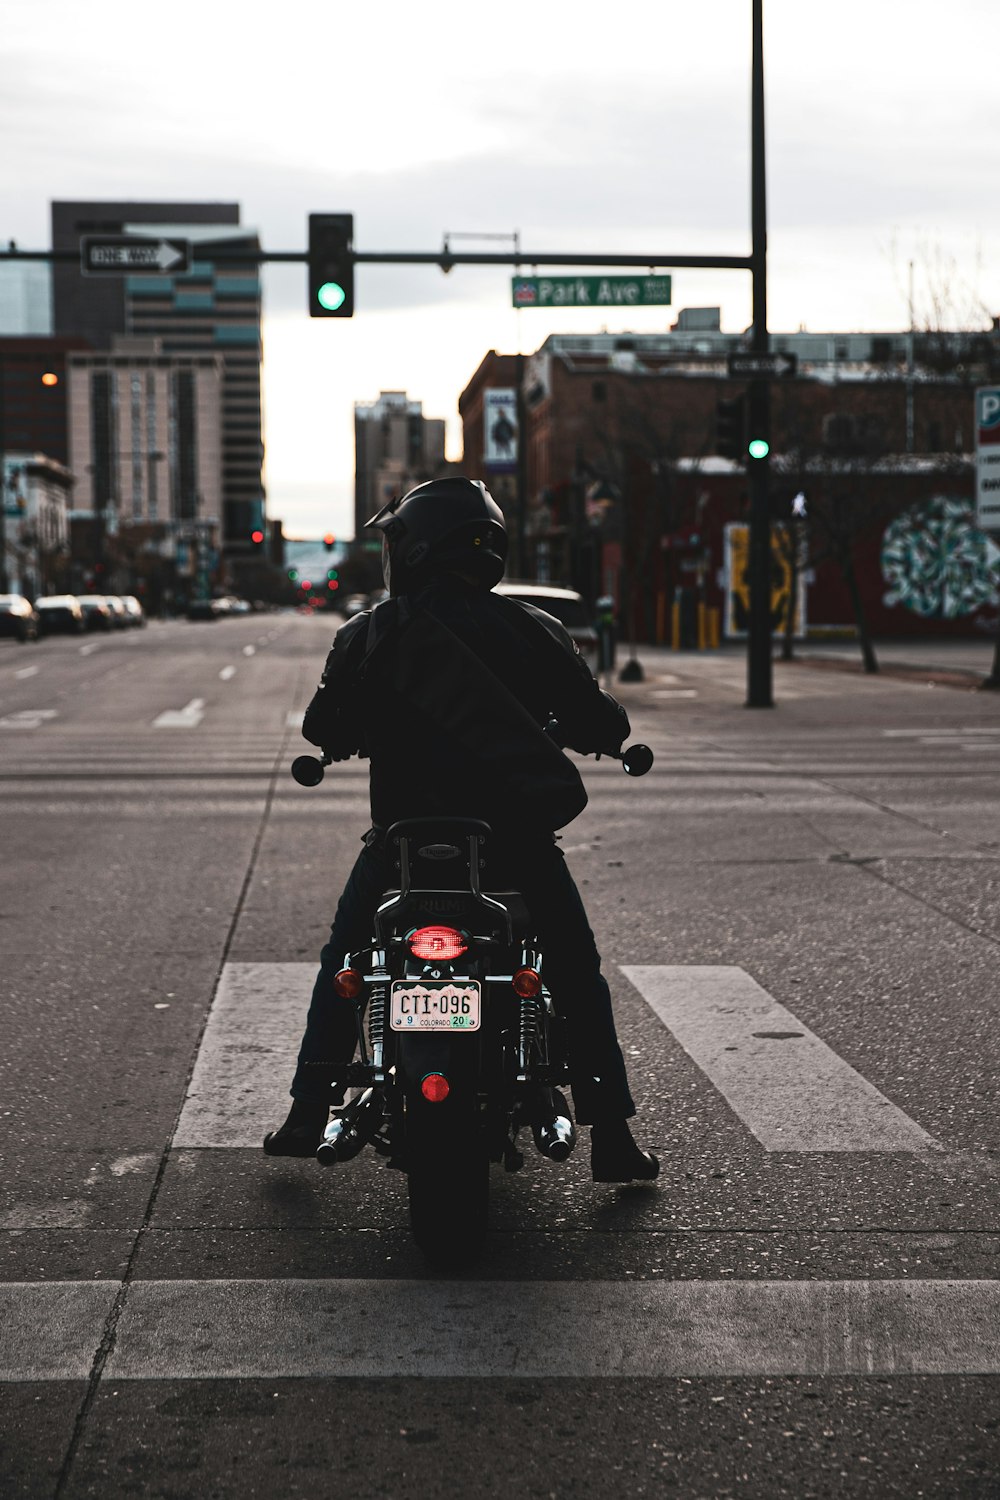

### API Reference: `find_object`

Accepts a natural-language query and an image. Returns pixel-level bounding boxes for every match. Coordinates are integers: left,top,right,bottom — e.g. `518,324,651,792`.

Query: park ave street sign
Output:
728,351,798,379
512,275,671,308
81,235,190,276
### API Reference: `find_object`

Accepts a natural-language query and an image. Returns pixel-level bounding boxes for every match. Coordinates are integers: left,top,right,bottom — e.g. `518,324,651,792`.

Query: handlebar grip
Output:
291,755,326,787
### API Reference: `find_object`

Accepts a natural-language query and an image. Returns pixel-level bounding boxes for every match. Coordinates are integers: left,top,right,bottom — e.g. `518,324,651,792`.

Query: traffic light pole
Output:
746,0,773,709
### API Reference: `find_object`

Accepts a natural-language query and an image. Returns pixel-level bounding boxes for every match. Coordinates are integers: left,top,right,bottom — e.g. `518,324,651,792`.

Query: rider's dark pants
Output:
290,836,636,1124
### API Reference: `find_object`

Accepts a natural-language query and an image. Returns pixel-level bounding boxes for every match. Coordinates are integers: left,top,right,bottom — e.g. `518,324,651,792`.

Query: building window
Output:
147,372,158,521
131,374,144,519
90,370,117,514
173,370,197,521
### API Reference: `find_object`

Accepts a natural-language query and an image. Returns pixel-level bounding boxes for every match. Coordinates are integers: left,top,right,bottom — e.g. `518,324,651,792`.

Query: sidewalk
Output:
610,636,1000,692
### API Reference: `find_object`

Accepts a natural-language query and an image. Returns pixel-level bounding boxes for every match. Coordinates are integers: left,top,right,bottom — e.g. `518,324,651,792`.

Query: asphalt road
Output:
2,615,999,1498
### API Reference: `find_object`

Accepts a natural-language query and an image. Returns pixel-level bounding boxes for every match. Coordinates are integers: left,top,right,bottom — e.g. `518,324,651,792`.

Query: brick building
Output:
460,318,1000,641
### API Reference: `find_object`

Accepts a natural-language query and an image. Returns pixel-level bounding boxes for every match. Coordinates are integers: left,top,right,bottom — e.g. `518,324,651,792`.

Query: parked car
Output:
494,581,599,671
120,595,146,627
187,597,221,621
0,594,40,642
35,594,85,634
76,594,114,630
103,595,129,628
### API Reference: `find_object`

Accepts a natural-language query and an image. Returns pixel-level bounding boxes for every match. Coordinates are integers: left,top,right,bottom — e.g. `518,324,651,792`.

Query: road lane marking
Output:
242,644,256,657
174,963,315,1147
622,966,937,1153
153,698,205,728
219,665,237,681
0,708,58,729
654,689,698,698
14,665,39,679
5,1279,1000,1381
79,642,100,655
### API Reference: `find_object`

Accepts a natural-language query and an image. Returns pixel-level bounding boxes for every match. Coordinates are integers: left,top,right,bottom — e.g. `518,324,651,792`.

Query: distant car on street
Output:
103,595,130,629
0,593,40,642
494,581,599,671
187,597,221,621
343,593,369,618
34,594,85,634
120,595,146,627
77,594,114,630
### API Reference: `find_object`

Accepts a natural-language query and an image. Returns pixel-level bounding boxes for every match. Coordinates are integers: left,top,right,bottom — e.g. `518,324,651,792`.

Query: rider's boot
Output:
263,1099,329,1158
590,1119,659,1182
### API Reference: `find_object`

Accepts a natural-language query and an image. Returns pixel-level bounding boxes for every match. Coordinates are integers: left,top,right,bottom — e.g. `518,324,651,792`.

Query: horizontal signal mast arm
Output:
0,247,753,270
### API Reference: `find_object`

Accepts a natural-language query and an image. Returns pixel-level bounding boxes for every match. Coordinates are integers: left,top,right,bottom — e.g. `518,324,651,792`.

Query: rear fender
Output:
396,1032,480,1100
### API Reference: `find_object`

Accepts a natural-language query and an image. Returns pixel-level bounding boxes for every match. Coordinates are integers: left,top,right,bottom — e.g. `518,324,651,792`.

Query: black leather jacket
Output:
302,579,629,833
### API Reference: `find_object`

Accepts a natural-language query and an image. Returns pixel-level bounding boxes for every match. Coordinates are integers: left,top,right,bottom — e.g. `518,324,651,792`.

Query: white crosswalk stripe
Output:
176,963,938,1154
3,1278,1000,1381
623,966,937,1152
174,964,313,1147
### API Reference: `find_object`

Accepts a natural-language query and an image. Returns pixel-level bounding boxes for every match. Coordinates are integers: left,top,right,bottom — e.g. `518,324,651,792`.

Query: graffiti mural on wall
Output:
881,496,1000,618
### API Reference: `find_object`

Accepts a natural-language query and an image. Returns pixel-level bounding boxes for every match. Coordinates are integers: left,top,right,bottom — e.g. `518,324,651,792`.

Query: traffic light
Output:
250,528,264,547
715,396,747,462
748,435,770,460
323,533,336,551
308,215,354,318
287,568,299,581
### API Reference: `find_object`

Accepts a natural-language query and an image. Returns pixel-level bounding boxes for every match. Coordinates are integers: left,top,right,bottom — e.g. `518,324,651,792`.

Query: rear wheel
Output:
404,1094,489,1269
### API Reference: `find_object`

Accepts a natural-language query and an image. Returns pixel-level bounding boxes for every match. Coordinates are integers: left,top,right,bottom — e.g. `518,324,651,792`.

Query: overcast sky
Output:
4,0,998,536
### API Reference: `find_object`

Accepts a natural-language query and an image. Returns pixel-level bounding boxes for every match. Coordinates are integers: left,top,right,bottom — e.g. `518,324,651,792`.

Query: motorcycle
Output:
290,736,654,1268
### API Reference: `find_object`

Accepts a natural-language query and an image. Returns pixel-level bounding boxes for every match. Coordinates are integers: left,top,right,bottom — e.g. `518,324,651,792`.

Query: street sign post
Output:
975,387,1000,534
728,351,797,379
512,275,671,309
81,236,190,276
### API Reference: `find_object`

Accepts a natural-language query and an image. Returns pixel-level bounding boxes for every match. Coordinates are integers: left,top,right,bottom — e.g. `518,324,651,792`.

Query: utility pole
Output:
746,0,773,708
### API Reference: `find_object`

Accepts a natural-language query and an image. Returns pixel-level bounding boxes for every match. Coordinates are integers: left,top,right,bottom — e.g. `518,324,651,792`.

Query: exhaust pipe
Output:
316,1088,381,1166
533,1113,577,1162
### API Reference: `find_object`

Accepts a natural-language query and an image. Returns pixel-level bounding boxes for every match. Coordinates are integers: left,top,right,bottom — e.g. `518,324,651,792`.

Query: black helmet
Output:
365,477,508,596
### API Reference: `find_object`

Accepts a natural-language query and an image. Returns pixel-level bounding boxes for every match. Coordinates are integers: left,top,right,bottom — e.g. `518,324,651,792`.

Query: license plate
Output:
389,981,481,1032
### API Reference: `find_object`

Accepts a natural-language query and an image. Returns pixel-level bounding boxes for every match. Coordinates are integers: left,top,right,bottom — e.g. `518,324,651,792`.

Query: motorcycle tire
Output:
404,1093,489,1269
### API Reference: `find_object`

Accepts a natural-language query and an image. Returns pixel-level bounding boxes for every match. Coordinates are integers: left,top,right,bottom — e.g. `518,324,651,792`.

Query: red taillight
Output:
408,925,468,961
512,967,542,999
420,1072,450,1103
333,968,363,1000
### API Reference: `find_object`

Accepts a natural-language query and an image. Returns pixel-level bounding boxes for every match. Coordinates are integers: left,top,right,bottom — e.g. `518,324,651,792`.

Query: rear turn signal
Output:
333,968,363,1000
512,967,542,999
420,1073,451,1103
408,925,468,961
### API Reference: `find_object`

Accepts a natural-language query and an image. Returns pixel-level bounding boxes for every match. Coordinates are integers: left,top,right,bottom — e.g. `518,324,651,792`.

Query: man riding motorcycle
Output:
264,477,658,1183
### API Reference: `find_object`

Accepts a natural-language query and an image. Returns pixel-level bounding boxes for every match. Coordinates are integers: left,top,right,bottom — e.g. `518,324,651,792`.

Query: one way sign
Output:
728,351,798,379
81,235,190,277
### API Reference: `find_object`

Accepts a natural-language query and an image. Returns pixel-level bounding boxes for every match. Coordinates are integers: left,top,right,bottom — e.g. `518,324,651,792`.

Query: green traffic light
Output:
748,438,770,460
317,281,346,312
288,568,298,581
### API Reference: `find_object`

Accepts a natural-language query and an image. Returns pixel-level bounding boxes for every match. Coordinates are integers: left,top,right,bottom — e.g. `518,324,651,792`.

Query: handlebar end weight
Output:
291,755,326,787
621,743,654,777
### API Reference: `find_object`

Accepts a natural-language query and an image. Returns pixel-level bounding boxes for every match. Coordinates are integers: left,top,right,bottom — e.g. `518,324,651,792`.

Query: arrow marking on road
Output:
14,665,39,679
152,698,205,728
